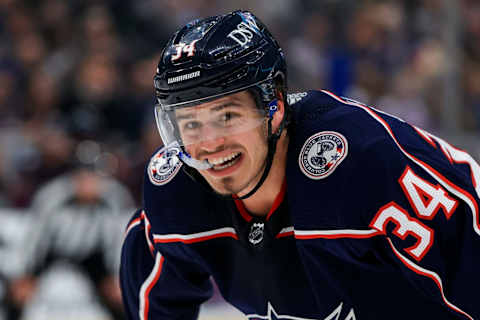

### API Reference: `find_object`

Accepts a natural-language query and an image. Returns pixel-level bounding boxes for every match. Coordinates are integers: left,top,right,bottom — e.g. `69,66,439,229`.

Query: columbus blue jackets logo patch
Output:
148,148,182,186
299,131,348,180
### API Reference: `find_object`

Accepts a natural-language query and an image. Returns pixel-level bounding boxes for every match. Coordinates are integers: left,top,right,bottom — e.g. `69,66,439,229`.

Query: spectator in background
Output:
24,69,62,129
122,55,158,141
8,151,134,320
0,63,22,125
463,2,480,132
2,0,480,211
122,123,163,203
464,63,480,130
376,68,433,130
286,12,330,91
64,53,121,140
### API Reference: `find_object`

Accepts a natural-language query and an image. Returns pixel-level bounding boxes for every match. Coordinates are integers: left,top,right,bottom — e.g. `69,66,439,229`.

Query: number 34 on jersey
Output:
370,127,480,262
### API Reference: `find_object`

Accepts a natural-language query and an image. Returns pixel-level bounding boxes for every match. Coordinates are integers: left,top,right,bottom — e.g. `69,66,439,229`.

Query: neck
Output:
239,131,289,217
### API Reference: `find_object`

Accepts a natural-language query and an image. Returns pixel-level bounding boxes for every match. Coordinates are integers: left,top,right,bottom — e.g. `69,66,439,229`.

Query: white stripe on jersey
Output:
153,227,237,242
139,252,163,320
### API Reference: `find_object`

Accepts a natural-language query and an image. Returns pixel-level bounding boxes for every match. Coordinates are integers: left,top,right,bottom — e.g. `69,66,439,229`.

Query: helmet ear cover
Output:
247,73,290,137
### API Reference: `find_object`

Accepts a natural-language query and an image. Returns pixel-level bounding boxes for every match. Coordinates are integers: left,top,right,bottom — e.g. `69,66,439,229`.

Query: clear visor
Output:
155,103,266,149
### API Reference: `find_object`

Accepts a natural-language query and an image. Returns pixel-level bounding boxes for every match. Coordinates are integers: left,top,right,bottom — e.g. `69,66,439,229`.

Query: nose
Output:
184,125,226,158
199,134,226,153
196,124,226,151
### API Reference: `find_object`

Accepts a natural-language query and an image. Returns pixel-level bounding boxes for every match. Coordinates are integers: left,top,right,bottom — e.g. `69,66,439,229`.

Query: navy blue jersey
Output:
120,90,480,320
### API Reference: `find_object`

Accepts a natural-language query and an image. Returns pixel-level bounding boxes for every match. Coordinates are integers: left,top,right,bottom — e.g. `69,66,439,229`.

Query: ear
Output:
271,93,285,133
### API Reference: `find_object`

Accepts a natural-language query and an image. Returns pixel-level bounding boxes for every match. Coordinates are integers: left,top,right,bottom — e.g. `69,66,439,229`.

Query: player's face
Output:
177,91,268,195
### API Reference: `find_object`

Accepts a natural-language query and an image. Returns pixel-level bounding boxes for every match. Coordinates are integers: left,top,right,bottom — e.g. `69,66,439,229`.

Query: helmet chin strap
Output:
181,100,285,201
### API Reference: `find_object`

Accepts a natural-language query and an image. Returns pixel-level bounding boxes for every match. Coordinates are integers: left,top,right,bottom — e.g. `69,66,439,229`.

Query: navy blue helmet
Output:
154,10,287,110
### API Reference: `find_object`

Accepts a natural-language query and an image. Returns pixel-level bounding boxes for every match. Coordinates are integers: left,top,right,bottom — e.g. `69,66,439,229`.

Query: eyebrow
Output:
211,101,241,111
176,101,242,121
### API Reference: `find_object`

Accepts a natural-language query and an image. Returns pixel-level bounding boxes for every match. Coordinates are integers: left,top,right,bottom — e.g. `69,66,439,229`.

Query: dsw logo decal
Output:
246,301,356,320
228,12,260,46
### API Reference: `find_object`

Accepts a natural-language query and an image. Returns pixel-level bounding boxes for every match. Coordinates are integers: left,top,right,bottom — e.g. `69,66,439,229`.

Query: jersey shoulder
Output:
290,90,402,150
286,90,469,228
143,148,231,236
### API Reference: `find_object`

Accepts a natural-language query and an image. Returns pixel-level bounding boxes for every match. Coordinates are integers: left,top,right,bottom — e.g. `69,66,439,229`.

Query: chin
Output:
212,189,234,196
209,179,243,196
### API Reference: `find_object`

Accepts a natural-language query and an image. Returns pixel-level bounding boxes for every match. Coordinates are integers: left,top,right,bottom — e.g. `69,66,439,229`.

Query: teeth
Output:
209,152,240,165
213,158,239,170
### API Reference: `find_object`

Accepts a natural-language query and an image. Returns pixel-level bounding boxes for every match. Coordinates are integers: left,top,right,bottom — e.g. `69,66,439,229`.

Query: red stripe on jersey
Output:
294,229,382,240
124,217,142,238
447,143,479,188
387,239,473,320
412,126,437,149
140,253,164,320
276,230,294,238
233,197,253,222
234,178,287,222
266,179,287,221
141,211,155,256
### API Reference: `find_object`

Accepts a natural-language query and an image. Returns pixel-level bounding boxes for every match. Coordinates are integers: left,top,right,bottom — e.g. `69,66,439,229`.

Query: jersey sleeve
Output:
120,209,213,320
361,129,480,319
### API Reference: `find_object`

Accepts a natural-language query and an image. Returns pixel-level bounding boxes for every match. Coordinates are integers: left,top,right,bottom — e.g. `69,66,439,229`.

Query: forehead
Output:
175,90,256,115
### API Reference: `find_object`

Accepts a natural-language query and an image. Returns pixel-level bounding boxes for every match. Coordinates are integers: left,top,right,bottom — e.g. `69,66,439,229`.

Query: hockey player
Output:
120,10,480,320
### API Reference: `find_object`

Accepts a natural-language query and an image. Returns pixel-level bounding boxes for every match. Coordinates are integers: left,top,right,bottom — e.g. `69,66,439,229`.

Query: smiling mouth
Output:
209,152,241,171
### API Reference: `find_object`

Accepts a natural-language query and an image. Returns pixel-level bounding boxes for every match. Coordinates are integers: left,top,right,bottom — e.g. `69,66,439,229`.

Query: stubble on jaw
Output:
208,176,240,196
218,176,235,194
213,158,267,196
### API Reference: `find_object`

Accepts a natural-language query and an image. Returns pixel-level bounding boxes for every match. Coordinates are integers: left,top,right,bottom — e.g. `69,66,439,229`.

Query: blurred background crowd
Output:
0,0,479,319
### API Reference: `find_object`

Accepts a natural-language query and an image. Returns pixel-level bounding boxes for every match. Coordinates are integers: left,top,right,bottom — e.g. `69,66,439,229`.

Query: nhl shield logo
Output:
148,147,182,186
299,131,348,180
248,222,264,245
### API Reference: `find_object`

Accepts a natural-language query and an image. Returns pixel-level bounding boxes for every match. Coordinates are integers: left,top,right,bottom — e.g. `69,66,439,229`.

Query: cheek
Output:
184,145,193,155
246,129,268,158
184,145,198,158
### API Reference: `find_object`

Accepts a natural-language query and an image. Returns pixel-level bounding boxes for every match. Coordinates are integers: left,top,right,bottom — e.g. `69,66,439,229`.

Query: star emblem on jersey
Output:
246,301,356,320
148,147,182,186
299,131,348,180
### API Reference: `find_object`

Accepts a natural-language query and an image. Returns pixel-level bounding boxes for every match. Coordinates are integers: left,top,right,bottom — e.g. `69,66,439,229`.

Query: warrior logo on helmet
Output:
299,131,348,180
148,148,183,186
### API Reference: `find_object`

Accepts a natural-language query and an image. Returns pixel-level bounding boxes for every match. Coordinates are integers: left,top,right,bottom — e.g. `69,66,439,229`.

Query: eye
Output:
219,111,240,124
183,121,202,131
222,112,233,122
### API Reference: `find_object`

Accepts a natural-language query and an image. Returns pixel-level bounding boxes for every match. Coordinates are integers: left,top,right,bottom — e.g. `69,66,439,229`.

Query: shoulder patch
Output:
298,131,348,180
148,148,183,186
